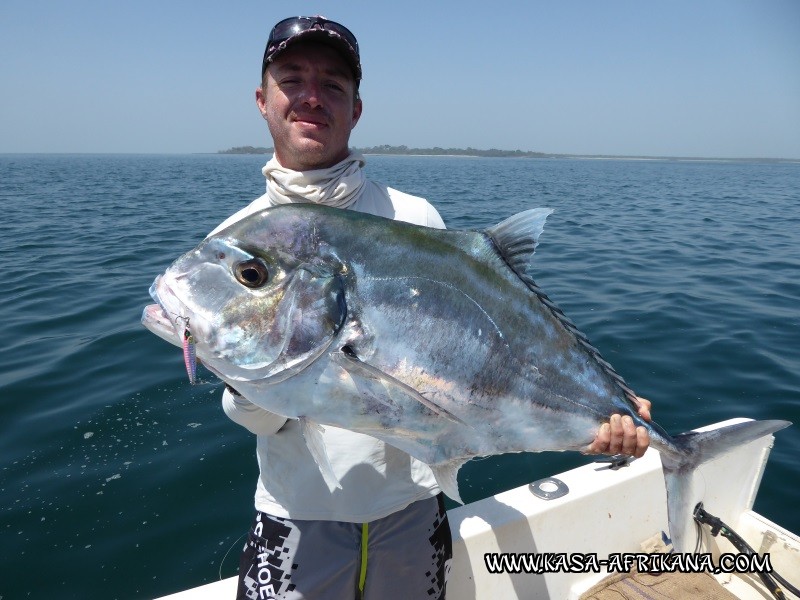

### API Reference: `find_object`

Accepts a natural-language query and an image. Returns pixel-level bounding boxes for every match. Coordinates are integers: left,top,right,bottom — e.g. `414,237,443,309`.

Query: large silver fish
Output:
142,204,789,552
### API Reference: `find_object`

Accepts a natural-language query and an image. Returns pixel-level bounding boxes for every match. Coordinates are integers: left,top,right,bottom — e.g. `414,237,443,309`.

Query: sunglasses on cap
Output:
262,16,361,81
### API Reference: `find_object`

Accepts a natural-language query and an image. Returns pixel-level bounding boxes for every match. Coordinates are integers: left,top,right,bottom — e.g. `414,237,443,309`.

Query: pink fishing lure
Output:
182,326,197,385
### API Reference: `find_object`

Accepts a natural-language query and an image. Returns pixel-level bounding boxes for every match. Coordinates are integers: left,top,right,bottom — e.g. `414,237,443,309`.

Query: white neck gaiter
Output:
262,153,367,209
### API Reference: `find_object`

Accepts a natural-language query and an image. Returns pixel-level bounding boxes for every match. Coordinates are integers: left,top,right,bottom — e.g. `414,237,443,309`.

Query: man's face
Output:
257,42,362,171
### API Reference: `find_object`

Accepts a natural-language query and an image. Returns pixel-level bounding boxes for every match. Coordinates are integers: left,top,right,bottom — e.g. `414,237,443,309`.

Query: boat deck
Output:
156,420,799,599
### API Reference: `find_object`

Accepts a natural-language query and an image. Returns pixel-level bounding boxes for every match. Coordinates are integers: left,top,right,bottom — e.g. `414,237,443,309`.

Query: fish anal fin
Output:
299,417,342,492
431,459,469,505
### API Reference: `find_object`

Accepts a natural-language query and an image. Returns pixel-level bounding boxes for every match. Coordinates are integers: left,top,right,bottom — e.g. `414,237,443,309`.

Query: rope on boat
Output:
693,503,799,600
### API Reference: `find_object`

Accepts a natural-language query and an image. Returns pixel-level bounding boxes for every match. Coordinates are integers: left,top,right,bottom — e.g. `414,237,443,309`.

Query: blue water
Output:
1,154,798,599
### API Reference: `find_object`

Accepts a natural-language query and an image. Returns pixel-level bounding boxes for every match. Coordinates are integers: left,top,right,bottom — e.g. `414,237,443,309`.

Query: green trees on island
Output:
219,146,274,154
219,145,551,158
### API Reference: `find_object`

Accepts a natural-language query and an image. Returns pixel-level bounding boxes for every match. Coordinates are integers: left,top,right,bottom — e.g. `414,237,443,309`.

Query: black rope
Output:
693,503,799,600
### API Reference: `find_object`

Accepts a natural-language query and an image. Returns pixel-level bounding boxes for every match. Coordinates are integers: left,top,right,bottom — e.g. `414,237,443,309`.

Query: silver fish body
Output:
142,204,789,552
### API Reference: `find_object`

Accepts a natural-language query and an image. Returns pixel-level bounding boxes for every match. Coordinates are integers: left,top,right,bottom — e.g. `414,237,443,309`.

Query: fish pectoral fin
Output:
299,417,342,492
431,459,469,505
332,347,466,426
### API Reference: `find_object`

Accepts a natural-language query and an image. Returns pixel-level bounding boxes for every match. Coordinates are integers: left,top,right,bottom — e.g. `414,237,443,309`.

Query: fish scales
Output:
328,215,610,453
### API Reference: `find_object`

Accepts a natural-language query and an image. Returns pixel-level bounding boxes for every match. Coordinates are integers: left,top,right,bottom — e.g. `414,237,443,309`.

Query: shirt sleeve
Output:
221,387,288,436
207,193,272,238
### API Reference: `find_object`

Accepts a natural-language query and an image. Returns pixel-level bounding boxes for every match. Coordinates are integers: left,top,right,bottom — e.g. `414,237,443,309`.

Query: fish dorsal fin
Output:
487,208,640,405
485,208,554,279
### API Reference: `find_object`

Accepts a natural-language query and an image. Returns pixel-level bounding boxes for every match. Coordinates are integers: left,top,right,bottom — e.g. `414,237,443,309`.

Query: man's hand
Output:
583,396,652,459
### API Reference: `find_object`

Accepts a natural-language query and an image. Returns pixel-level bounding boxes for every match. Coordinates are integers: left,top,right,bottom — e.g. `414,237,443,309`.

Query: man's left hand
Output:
584,396,652,459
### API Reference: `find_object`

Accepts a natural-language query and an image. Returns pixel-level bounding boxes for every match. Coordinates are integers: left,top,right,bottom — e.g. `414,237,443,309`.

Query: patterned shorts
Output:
236,494,452,600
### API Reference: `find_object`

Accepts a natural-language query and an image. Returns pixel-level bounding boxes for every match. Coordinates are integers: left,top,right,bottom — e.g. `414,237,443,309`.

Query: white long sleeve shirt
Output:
216,171,446,522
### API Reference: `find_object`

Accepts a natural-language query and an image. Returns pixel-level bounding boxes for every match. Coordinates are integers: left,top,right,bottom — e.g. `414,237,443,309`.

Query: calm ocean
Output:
1,154,798,599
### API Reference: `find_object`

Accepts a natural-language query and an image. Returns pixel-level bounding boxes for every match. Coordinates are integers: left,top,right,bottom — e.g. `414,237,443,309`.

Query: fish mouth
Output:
141,276,183,348
141,303,181,348
141,269,332,386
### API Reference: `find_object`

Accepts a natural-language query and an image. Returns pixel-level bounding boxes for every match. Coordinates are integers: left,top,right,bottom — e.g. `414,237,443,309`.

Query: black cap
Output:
262,16,361,85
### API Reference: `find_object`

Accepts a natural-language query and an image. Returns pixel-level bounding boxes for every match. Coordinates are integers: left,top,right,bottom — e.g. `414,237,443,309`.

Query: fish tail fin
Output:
660,419,790,552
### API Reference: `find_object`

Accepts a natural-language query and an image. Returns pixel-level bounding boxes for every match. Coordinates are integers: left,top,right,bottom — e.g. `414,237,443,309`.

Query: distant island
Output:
219,145,551,158
218,146,797,163
358,145,554,158
220,146,274,155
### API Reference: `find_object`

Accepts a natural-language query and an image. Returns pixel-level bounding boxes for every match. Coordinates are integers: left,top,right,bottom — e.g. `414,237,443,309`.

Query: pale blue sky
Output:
2,0,798,158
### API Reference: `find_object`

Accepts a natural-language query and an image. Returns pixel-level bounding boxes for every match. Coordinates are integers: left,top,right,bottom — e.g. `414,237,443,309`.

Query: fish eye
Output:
234,259,270,288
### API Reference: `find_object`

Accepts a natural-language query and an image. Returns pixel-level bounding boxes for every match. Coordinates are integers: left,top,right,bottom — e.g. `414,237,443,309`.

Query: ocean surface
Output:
1,153,798,599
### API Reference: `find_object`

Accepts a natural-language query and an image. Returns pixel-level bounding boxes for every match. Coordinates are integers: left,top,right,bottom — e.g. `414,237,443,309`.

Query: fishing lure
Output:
179,318,197,385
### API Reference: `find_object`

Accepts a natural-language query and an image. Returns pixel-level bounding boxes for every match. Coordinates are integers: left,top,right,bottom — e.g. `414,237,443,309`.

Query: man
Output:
215,16,652,600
